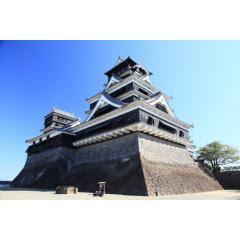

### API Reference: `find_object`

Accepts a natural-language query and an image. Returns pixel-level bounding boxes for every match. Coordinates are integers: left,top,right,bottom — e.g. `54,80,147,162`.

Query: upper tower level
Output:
87,57,158,104
104,56,153,86
85,57,175,122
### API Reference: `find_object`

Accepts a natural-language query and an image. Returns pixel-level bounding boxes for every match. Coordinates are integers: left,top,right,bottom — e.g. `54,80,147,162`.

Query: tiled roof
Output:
45,108,77,119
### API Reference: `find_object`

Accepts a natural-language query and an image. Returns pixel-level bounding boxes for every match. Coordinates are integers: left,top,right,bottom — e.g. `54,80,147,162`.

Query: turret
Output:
43,108,78,133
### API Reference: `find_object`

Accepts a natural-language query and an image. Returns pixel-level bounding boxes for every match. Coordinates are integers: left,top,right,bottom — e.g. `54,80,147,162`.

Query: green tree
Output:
197,141,240,173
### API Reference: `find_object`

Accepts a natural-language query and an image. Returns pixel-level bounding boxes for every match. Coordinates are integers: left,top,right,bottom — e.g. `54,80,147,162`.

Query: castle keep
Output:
12,57,222,196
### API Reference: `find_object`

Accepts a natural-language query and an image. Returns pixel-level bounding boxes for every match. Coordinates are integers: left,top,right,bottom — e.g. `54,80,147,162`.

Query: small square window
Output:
147,117,155,126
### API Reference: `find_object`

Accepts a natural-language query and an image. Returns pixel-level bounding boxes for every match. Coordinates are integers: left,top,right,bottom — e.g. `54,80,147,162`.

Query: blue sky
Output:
0,40,240,180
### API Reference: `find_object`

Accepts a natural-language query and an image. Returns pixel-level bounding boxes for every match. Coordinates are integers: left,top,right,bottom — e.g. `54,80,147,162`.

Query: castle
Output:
12,57,222,196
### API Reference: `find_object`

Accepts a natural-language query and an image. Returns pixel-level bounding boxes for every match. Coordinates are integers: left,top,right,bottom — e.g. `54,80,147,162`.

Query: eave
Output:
26,129,75,144
86,75,158,104
73,122,190,147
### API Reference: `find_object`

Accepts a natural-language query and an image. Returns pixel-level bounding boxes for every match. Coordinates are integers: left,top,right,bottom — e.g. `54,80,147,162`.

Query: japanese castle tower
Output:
13,57,222,195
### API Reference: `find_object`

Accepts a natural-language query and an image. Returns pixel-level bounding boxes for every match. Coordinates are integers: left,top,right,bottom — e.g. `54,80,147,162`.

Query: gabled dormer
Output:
104,74,121,89
85,92,126,122
146,92,175,117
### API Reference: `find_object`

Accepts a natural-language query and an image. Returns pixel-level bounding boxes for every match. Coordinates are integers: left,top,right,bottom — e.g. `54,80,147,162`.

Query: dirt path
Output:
1,188,240,200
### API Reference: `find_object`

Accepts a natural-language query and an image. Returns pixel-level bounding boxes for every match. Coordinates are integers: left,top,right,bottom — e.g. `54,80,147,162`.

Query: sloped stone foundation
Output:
141,160,222,196
63,159,148,195
12,132,222,196
138,133,222,195
12,147,73,189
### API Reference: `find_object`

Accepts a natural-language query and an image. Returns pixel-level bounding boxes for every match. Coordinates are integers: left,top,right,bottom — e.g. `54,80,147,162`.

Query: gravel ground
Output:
1,187,240,200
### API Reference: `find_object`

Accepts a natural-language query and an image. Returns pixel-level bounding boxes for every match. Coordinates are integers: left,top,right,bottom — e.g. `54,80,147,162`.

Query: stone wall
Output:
26,147,75,167
138,133,193,166
137,133,222,195
64,133,148,195
12,132,223,196
215,171,240,189
12,146,75,189
71,132,139,167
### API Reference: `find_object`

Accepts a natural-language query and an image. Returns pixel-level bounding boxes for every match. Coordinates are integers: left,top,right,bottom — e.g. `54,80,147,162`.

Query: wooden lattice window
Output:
179,130,184,138
138,88,149,96
147,117,155,126
156,103,168,113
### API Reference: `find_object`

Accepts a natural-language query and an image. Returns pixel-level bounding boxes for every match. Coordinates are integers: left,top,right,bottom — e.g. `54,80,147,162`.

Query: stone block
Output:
56,186,78,194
